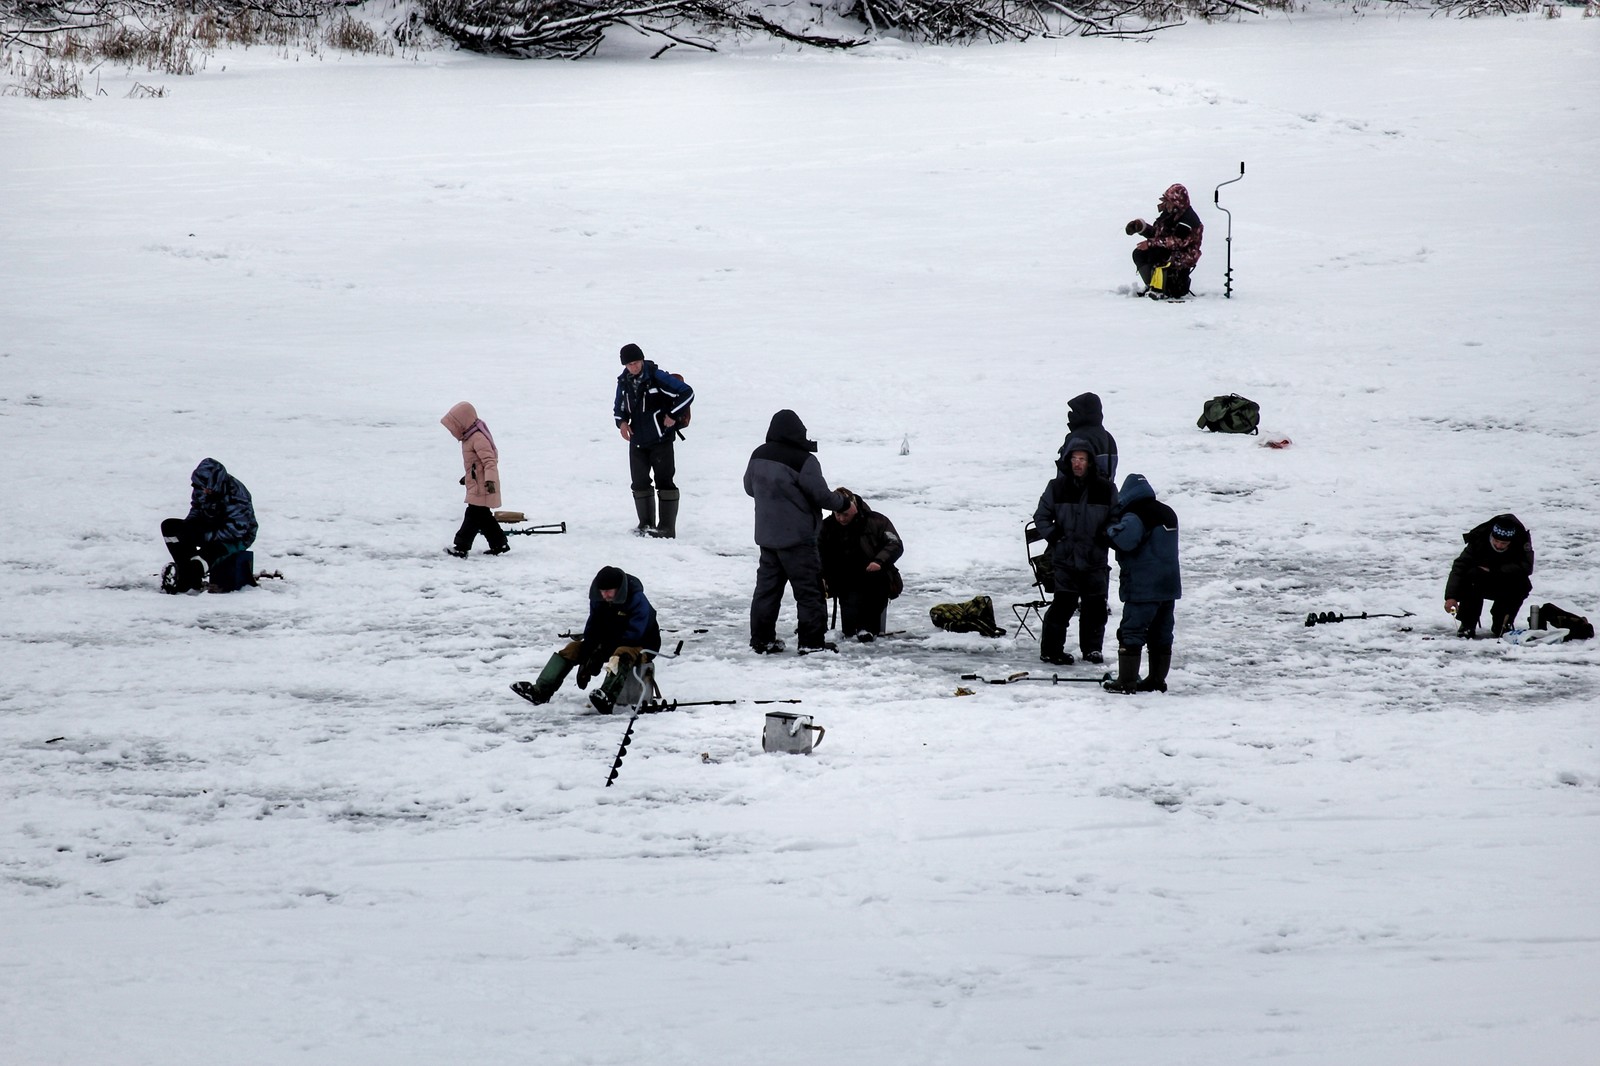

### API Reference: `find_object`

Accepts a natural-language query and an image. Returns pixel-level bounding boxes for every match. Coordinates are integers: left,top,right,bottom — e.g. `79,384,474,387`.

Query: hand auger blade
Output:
604,712,641,788
1306,609,1417,628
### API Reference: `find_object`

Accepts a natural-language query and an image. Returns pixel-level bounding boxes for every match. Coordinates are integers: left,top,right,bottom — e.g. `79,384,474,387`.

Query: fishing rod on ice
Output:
960,671,1110,686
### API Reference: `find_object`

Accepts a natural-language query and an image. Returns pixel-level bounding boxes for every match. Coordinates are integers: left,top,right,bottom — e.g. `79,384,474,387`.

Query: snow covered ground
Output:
3,9,1599,1063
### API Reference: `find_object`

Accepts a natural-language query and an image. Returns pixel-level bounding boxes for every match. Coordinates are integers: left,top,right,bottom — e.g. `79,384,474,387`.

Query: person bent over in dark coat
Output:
1033,437,1116,666
744,410,850,655
1445,513,1534,639
820,489,904,644
513,566,662,711
1126,183,1203,299
161,458,257,593
1101,474,1181,693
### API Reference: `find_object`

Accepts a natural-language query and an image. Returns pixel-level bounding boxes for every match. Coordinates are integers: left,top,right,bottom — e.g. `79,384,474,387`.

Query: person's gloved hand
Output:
576,667,593,688
459,476,466,485
485,480,496,494
1125,219,1145,236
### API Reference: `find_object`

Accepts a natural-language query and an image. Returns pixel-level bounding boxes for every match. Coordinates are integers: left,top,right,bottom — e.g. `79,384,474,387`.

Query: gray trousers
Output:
751,543,827,648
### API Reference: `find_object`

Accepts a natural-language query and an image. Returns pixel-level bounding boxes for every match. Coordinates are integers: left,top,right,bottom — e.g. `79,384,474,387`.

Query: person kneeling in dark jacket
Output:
1445,514,1534,638
161,458,257,593
820,489,904,644
513,566,662,712
1101,474,1181,693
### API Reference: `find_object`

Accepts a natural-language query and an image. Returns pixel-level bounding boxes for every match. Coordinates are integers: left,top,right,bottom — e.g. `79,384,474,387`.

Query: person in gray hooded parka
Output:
1101,473,1180,693
743,410,850,654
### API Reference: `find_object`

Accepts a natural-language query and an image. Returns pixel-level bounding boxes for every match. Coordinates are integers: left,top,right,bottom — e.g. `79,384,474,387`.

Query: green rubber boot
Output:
511,652,574,706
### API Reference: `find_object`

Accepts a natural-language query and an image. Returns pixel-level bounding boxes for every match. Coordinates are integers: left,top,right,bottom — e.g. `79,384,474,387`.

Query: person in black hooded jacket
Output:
1052,391,1118,482
743,410,850,654
1445,513,1534,638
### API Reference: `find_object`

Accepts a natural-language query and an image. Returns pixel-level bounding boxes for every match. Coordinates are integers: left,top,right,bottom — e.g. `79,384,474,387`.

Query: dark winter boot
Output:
1139,646,1171,693
1103,646,1143,694
632,490,656,535
649,488,680,539
592,656,652,714
510,652,575,706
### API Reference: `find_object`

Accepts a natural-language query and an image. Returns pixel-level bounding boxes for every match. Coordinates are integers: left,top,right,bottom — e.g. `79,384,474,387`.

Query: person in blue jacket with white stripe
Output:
614,342,694,539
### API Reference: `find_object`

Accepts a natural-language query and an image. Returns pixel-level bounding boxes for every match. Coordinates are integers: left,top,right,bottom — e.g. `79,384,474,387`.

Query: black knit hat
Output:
595,566,626,592
619,343,644,364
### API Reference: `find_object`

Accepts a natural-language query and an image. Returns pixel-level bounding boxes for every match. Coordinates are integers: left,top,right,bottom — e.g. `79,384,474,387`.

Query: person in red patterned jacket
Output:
1125,183,1204,298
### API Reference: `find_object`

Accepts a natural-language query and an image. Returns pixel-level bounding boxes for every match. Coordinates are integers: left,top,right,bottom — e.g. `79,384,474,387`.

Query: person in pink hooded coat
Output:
441,401,510,557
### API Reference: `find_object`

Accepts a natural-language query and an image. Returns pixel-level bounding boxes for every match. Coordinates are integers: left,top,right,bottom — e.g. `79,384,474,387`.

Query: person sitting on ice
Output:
161,458,257,594
1445,513,1534,639
819,488,904,644
1125,183,1204,299
512,566,662,712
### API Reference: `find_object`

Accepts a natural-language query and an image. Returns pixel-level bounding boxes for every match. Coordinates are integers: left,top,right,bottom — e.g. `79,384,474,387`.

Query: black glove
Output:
459,476,466,485
576,668,592,688
1125,219,1144,236
485,480,495,494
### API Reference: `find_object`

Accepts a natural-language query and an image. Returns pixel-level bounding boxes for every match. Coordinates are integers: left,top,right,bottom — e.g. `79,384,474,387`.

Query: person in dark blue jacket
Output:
1032,437,1116,666
614,343,694,539
512,566,662,709
1101,473,1181,693
161,458,257,593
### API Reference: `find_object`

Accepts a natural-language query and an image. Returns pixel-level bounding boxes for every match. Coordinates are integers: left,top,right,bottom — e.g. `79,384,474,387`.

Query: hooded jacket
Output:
441,401,501,509
186,458,257,549
1103,473,1181,603
819,493,905,599
1446,513,1534,601
1054,392,1119,482
614,360,694,449
1133,184,1204,272
743,410,849,549
1035,436,1116,580
581,570,661,661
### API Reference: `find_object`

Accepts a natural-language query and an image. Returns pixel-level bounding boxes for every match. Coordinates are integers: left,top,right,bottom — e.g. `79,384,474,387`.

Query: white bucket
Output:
762,711,825,755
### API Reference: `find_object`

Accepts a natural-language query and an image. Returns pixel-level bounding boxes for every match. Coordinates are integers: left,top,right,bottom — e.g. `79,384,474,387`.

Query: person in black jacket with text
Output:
1445,513,1534,638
